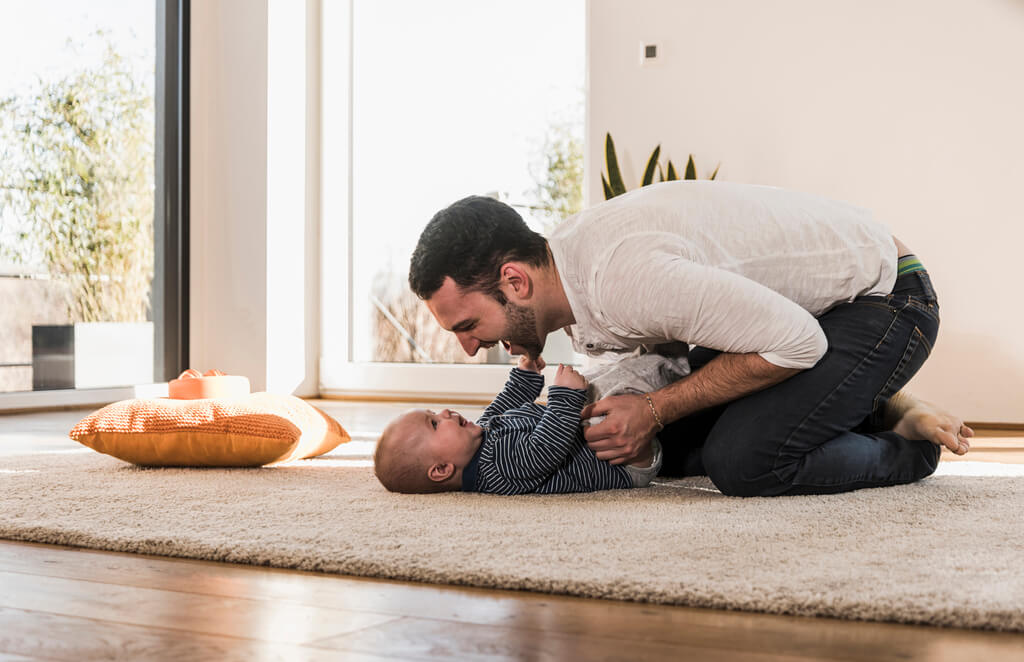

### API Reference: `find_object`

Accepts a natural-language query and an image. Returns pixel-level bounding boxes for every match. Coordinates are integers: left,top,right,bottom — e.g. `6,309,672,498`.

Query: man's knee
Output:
701,439,784,497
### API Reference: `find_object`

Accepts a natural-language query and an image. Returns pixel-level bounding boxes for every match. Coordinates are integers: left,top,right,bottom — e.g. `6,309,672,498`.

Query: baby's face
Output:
401,408,483,467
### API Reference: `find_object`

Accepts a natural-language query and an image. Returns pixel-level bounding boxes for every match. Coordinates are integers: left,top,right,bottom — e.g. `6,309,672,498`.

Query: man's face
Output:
426,277,546,359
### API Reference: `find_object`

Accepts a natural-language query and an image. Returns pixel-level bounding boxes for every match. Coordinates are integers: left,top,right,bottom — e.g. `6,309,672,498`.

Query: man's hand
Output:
517,355,546,373
552,364,587,389
581,394,660,465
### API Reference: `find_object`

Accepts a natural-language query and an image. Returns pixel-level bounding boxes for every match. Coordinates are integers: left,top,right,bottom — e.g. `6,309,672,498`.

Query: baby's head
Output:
374,408,484,493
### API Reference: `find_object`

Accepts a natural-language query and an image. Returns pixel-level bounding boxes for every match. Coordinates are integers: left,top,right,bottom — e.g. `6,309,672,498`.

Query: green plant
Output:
601,132,720,200
0,42,154,323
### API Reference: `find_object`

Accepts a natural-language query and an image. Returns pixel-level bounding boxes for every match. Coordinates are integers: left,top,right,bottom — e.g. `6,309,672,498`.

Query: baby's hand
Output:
517,355,546,373
553,364,587,390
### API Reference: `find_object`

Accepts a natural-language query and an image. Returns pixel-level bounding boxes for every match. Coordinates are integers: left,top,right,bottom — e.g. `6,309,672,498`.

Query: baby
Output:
373,355,664,495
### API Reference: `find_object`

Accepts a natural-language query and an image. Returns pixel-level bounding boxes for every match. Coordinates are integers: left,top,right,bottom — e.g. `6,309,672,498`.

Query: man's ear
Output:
500,262,533,302
428,462,455,483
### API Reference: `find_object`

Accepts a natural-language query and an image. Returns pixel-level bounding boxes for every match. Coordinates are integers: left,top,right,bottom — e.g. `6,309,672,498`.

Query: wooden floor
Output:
1,403,1023,661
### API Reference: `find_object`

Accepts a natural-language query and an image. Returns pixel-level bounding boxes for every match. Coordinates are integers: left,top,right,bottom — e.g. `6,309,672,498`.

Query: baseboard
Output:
967,423,1024,433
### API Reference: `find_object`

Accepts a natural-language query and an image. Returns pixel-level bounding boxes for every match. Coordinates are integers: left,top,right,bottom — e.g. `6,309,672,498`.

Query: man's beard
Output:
503,301,545,359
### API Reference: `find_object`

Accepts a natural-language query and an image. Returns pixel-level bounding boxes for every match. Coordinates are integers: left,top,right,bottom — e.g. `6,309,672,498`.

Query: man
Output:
408,180,972,497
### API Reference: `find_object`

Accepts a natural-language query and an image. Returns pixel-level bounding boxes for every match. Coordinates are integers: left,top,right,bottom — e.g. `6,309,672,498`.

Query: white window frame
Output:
317,0,570,401
0,384,169,413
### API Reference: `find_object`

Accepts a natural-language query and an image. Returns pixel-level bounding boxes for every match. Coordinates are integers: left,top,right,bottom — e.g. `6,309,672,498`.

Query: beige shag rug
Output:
2,446,1023,631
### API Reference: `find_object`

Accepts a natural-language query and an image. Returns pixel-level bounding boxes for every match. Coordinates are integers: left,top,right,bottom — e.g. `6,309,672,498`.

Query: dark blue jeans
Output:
659,268,941,496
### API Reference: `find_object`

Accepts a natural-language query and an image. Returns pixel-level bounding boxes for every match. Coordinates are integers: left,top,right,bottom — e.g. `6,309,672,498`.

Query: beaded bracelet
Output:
643,393,664,431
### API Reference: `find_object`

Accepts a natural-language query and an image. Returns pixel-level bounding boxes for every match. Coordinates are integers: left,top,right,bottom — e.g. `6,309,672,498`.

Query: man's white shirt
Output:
548,180,898,370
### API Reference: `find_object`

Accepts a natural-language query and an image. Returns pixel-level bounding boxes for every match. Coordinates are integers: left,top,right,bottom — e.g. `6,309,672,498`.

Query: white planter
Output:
32,322,154,390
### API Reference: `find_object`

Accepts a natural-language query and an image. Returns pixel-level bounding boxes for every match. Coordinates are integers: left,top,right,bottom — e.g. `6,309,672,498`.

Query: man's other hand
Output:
581,394,660,465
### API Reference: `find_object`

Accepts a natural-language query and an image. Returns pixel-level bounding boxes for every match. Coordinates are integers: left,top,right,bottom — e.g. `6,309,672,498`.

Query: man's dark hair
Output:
409,195,549,301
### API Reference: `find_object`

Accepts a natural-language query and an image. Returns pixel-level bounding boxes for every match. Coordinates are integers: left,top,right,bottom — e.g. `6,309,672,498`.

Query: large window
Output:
348,0,584,367
0,0,186,406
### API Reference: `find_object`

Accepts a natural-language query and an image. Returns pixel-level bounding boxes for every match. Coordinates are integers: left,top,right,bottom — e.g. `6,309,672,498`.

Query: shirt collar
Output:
461,438,485,492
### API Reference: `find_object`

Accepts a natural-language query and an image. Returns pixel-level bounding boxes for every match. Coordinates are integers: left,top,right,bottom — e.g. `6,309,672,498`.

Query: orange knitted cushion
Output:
69,392,350,467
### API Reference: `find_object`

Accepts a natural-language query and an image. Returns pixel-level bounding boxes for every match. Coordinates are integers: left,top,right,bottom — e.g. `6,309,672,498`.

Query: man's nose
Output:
457,333,480,356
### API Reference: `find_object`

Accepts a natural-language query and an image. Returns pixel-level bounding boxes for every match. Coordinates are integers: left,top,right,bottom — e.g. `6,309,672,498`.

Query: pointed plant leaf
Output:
666,160,678,181
657,163,664,182
605,133,627,197
685,155,697,180
709,163,721,180
641,145,661,187
601,173,614,200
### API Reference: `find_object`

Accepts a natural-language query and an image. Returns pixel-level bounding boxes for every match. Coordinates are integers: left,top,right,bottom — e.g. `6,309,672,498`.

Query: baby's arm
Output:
501,385,587,481
477,357,546,426
501,365,589,480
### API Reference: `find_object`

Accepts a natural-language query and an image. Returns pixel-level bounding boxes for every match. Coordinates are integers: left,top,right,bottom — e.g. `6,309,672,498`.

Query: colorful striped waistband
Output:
897,254,925,276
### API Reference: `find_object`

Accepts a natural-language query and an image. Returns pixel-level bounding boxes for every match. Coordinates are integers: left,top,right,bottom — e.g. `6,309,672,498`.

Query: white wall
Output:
588,0,1024,422
190,0,320,395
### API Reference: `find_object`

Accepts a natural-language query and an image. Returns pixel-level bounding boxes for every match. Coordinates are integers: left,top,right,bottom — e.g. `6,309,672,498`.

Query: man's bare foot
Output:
887,391,974,455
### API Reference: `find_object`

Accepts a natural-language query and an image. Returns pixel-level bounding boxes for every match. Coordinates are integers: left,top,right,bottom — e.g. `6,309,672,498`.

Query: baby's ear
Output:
428,462,455,483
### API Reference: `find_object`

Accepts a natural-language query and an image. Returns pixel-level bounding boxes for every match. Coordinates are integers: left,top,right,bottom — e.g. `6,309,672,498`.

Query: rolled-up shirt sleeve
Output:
596,237,828,370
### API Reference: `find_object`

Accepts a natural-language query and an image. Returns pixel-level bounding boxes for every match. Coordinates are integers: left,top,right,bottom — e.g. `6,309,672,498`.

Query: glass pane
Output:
0,1,156,392
351,0,584,364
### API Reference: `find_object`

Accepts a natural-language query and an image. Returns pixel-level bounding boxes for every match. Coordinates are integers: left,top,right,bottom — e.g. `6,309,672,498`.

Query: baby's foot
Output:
890,394,974,455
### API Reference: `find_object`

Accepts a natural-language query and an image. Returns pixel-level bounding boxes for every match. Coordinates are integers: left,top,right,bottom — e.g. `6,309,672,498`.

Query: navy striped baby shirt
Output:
461,368,632,495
